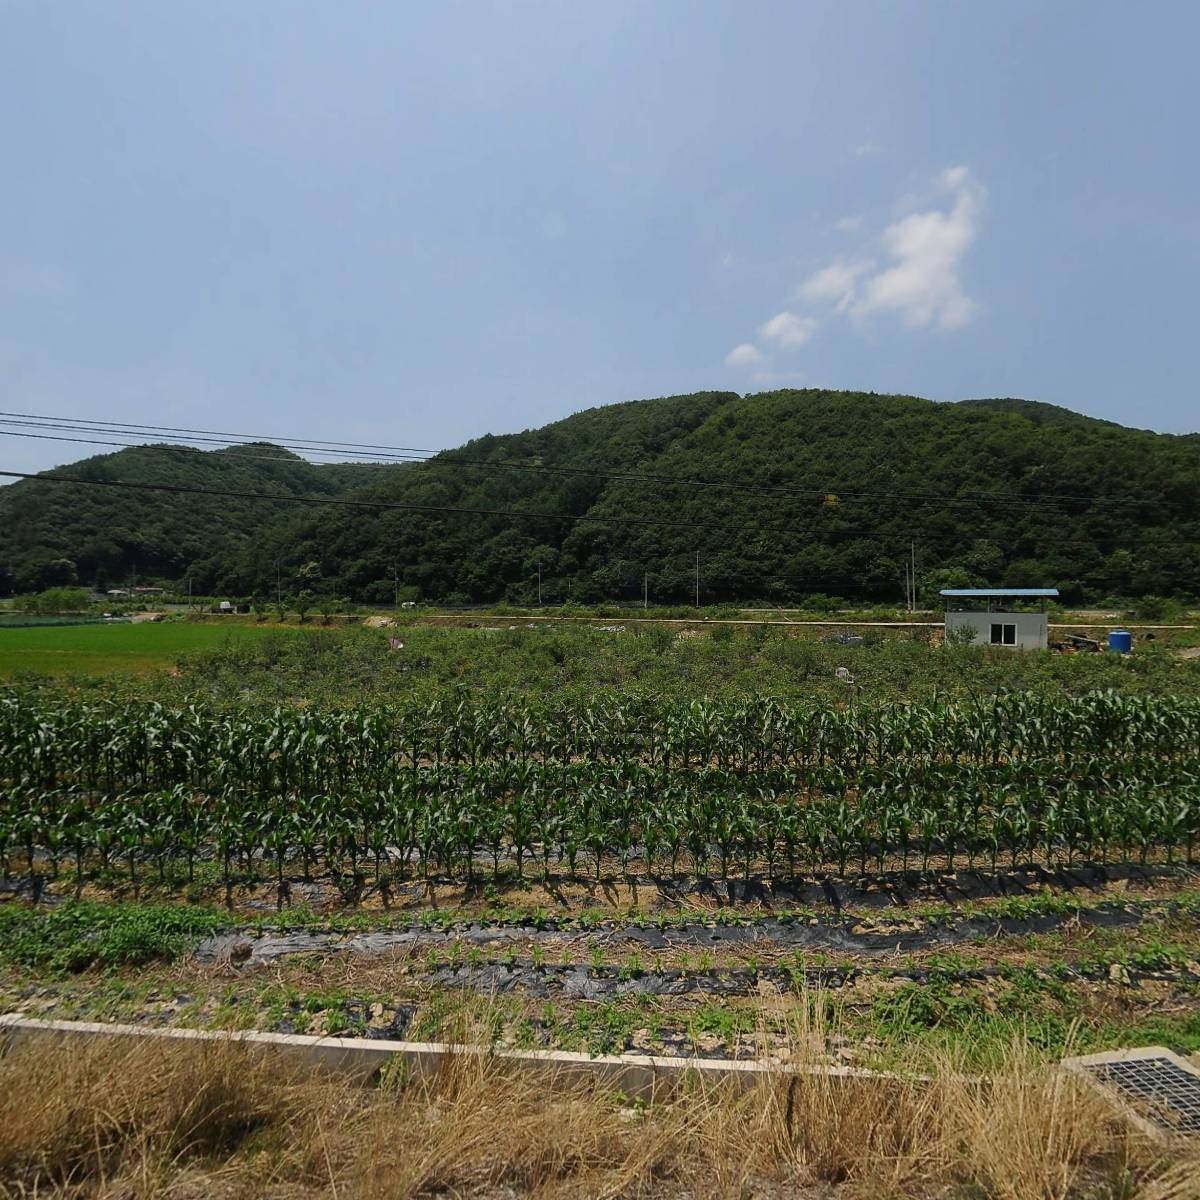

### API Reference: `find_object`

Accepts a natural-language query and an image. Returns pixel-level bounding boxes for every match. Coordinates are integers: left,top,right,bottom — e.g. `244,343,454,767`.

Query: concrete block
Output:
0,1012,918,1098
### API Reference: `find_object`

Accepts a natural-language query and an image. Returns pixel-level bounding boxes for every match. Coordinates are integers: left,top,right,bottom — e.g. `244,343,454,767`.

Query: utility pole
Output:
274,556,282,606
695,551,701,609
536,562,543,606
392,566,400,609
911,540,917,612
187,575,192,610
643,572,648,610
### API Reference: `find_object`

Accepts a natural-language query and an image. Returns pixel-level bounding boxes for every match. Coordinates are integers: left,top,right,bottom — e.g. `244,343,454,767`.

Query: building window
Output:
990,623,1017,645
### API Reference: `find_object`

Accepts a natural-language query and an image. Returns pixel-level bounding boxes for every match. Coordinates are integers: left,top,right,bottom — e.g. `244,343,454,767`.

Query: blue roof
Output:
939,588,1059,597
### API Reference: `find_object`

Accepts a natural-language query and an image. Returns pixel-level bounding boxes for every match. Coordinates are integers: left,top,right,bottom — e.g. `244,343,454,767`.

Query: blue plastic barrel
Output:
1108,630,1133,653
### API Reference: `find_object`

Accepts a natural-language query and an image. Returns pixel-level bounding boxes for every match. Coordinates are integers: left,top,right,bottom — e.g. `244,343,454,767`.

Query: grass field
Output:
0,621,297,676
8,1029,1191,1200
4,619,1200,1196
2,612,1197,698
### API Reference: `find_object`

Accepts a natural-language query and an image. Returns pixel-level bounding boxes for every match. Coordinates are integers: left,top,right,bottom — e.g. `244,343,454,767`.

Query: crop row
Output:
3,763,1198,888
3,691,1199,886
4,691,1200,795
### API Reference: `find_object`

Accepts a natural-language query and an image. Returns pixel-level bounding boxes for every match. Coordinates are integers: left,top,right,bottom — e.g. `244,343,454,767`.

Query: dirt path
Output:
417,612,1195,630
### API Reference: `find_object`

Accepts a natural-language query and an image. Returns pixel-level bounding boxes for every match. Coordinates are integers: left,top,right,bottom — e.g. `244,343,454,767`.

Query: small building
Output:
940,587,1059,650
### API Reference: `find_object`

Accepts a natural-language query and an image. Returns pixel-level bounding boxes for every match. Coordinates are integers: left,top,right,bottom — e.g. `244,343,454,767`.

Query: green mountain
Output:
3,390,1198,603
0,442,382,594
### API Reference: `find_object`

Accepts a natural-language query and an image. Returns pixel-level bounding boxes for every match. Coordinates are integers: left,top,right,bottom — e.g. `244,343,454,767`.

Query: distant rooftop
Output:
939,588,1059,598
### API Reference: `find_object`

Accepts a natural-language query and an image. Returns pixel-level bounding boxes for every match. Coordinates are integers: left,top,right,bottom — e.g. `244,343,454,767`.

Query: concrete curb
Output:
0,1013,920,1097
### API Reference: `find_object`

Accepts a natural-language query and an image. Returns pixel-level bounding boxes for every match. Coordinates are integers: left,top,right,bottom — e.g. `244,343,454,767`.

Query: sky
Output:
2,0,1198,475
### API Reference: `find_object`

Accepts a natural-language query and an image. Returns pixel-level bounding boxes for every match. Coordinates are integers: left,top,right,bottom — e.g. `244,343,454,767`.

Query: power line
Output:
0,468,885,540
0,429,392,469
1,466,1190,599
0,418,420,463
0,409,1184,513
0,432,893,547
0,411,431,453
2,434,1197,553
4,465,1197,573
3,422,1190,542
3,413,1198,570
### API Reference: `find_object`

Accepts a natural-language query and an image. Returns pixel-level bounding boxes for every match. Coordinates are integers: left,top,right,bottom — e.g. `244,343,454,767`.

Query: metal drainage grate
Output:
1066,1048,1200,1137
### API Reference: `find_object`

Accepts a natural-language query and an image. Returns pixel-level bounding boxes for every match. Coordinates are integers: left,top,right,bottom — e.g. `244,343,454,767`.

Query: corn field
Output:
2,691,1199,889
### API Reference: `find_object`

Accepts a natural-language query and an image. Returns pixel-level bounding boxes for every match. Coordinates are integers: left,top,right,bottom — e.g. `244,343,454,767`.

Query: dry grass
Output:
0,1032,1196,1200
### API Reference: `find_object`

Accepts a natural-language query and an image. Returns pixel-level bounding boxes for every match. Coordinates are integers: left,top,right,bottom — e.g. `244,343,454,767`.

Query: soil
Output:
4,861,1197,1071
10,857,1190,920
9,936,1199,1064
192,899,1159,967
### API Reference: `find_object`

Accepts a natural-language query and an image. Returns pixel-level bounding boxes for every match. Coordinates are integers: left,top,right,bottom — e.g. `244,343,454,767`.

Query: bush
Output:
14,587,92,615
797,593,843,614
766,637,822,678
0,902,225,973
640,626,676,655
1131,595,1183,621
945,624,980,647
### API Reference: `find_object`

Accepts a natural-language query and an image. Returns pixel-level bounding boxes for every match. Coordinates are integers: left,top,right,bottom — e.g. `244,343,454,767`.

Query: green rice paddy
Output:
0,620,296,677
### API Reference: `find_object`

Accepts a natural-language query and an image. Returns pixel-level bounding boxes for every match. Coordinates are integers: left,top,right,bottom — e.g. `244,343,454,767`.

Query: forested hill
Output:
3,389,1198,603
0,443,383,593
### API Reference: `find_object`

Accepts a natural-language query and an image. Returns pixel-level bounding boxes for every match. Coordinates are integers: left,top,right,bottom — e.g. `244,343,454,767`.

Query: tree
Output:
3,391,1199,606
16,586,91,614
919,567,985,610
19,557,79,591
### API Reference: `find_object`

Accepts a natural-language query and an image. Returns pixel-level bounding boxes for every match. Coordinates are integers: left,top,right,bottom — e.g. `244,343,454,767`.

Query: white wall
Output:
945,610,1047,650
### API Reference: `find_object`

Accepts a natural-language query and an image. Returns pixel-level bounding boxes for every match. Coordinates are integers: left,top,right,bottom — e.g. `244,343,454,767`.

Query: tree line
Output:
3,390,1197,605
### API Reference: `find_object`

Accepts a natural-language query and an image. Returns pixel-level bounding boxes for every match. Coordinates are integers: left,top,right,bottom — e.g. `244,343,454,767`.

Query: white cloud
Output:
798,166,984,332
725,342,762,367
725,164,984,367
849,165,983,330
798,259,872,312
853,140,880,158
758,311,817,348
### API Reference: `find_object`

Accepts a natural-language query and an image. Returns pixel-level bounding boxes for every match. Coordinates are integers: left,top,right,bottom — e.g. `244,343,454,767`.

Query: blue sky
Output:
3,1,1198,474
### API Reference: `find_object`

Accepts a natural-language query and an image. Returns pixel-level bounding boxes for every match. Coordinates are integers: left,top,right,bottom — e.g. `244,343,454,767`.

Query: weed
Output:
0,902,225,973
